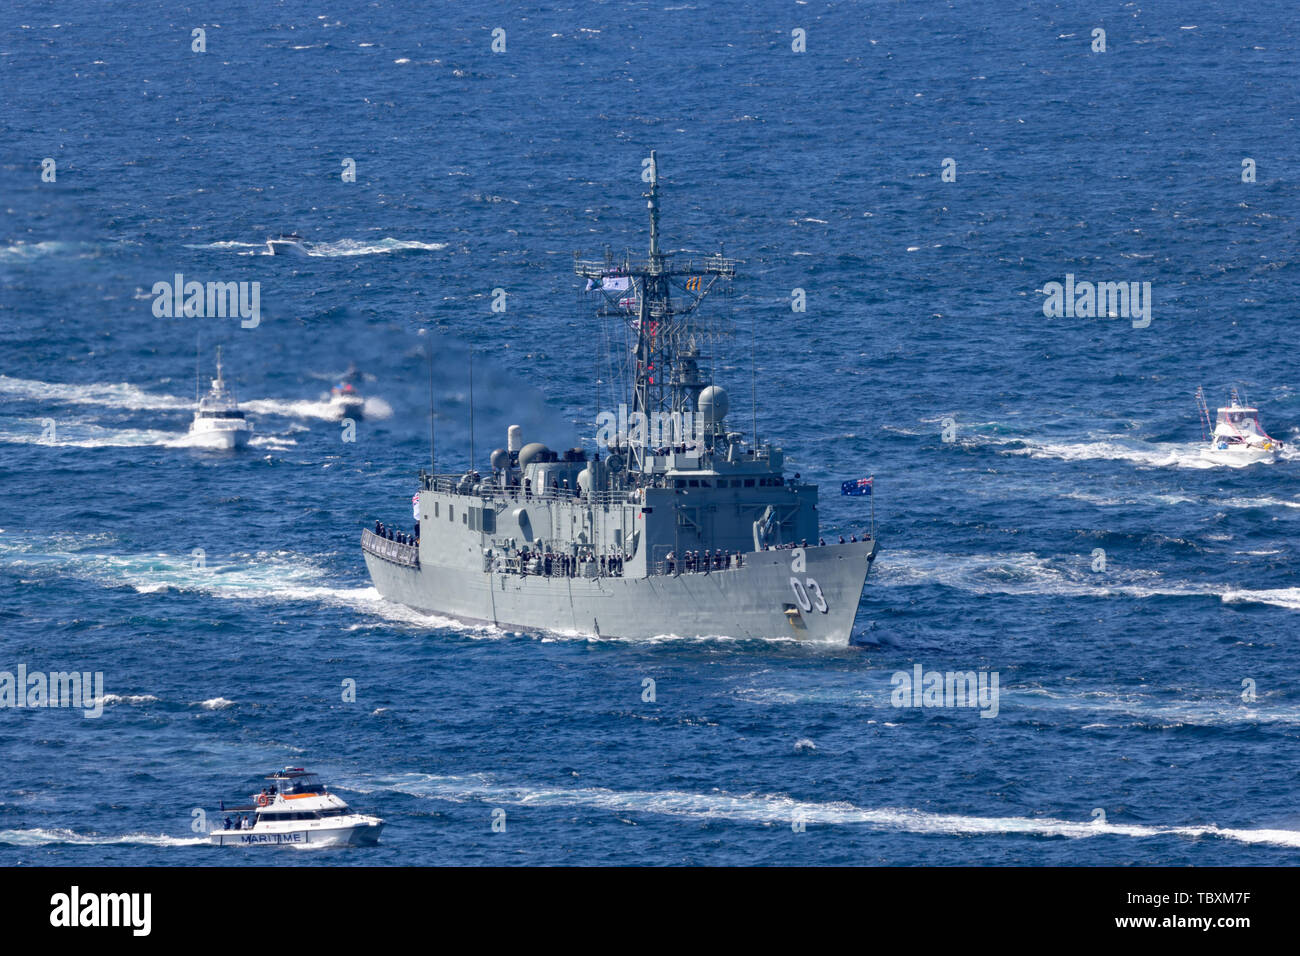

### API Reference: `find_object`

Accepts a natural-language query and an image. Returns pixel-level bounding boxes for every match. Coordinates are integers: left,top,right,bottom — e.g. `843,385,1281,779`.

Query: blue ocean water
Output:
2,0,1298,865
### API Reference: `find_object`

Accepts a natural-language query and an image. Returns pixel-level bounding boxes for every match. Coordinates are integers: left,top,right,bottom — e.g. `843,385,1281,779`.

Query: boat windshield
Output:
277,773,324,794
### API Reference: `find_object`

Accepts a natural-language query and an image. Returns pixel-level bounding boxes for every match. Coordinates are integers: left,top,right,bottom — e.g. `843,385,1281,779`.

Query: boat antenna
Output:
468,347,476,473
1195,386,1212,443
195,334,200,403
648,149,660,263
434,345,444,476
750,309,758,446
215,345,223,384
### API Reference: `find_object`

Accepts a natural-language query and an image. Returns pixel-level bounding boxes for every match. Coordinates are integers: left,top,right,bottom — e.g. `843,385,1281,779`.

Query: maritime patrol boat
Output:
362,153,878,642
1197,386,1282,464
188,347,252,449
209,768,384,847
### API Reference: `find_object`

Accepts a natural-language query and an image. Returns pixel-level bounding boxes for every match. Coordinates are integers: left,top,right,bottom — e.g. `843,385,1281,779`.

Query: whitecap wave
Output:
94,694,160,706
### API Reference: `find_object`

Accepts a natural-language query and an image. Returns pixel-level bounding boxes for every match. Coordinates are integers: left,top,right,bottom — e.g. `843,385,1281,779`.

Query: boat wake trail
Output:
0,532,498,630
303,238,448,257
0,375,189,411
0,422,183,448
242,396,393,421
1000,434,1297,470
186,238,447,257
347,773,1300,849
734,680,1300,729
877,550,1300,610
0,374,389,428
0,828,205,848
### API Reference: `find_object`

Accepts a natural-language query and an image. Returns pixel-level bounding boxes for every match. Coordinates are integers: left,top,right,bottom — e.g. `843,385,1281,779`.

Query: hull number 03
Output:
790,577,828,613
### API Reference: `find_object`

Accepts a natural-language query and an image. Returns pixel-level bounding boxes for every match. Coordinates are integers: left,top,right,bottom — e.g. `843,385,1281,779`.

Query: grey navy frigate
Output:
362,153,878,642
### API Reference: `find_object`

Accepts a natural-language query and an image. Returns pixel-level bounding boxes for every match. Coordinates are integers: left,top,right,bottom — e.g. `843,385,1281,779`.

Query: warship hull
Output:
364,538,876,643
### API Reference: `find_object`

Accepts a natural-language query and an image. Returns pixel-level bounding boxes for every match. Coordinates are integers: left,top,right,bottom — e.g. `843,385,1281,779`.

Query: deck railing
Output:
419,472,644,508
361,528,419,568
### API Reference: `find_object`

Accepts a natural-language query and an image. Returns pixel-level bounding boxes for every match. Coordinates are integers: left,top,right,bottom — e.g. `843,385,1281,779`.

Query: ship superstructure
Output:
362,154,877,642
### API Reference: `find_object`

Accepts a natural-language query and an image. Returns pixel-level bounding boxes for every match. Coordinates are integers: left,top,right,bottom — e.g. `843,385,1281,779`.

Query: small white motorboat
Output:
189,347,252,450
266,232,310,256
210,768,384,847
327,381,365,421
1197,386,1282,464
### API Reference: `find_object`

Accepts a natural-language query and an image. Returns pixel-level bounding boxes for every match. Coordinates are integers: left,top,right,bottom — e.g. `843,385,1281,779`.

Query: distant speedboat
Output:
328,381,365,420
210,768,384,848
266,233,310,256
1197,386,1282,464
189,347,252,450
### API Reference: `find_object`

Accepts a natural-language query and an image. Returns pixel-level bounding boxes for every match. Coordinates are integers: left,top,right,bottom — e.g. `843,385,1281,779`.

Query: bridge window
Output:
744,479,755,488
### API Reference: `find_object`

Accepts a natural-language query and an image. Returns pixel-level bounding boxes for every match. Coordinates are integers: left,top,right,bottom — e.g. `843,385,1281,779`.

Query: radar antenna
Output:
575,152,740,473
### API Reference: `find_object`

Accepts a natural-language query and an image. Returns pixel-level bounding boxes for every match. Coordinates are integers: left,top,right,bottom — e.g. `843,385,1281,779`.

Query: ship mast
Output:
575,151,738,475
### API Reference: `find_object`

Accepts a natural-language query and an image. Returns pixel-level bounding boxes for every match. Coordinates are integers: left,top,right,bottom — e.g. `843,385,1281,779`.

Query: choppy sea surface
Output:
2,1,1298,865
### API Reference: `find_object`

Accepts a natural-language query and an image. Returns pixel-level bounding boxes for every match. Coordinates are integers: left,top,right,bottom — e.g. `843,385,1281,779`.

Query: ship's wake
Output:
185,237,447,257
345,772,1300,849
877,549,1300,610
0,828,205,848
1003,436,1293,469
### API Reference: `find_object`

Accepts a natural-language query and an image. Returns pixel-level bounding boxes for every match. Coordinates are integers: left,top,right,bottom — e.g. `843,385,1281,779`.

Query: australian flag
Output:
841,476,873,496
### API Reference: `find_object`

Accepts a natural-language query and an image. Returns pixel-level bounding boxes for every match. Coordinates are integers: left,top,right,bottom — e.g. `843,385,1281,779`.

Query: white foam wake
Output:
877,550,1300,610
304,237,447,257
1004,436,1286,470
0,374,388,432
0,375,188,411
0,533,498,631
0,828,205,847
0,240,104,261
349,773,1300,848
241,395,392,421
0,422,184,448
187,237,447,257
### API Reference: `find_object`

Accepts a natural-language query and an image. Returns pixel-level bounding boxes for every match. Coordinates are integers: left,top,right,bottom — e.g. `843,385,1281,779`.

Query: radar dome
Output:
489,448,510,470
698,385,729,424
518,442,550,468
577,468,593,493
